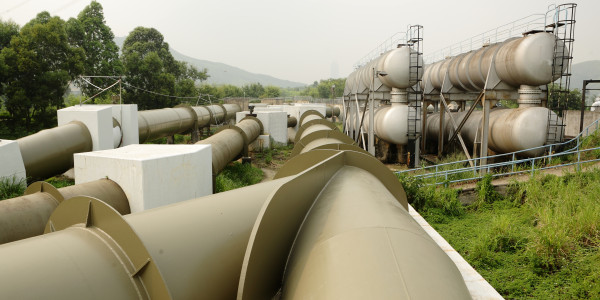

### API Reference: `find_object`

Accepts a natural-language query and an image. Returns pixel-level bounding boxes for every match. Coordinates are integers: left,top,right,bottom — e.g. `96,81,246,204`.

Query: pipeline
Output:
0,114,259,245
325,106,341,118
0,179,129,245
137,103,241,143
196,116,263,175
426,106,561,156
0,111,471,299
17,121,93,180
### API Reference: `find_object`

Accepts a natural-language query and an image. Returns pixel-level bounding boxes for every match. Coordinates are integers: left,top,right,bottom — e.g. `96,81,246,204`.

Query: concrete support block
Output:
0,140,26,184
255,111,287,145
58,105,113,151
109,104,139,146
58,104,139,150
74,144,212,213
236,111,287,146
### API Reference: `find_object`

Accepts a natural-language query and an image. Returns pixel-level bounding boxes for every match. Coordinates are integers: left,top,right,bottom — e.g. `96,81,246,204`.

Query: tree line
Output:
0,1,345,134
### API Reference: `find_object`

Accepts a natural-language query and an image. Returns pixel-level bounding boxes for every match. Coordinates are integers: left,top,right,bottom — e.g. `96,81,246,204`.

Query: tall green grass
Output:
0,176,26,200
406,170,600,298
215,162,264,193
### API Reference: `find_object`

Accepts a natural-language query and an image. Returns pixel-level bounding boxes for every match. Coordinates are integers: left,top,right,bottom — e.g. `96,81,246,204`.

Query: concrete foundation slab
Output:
74,144,212,213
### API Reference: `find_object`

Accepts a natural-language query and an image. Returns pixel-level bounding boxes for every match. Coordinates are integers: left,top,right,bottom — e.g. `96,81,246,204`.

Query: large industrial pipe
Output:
138,107,197,143
0,179,129,244
426,106,560,156
0,112,256,245
0,114,472,299
17,121,93,179
196,116,263,174
424,32,566,92
138,104,241,143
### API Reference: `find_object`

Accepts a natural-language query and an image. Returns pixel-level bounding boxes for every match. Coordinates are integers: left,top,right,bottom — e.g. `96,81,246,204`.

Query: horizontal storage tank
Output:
364,104,410,145
345,46,423,96
426,106,560,156
424,32,567,91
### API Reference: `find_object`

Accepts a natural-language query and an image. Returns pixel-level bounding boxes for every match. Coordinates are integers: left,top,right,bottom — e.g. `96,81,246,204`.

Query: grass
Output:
45,176,75,189
0,176,26,200
253,143,294,169
401,170,600,299
215,162,263,193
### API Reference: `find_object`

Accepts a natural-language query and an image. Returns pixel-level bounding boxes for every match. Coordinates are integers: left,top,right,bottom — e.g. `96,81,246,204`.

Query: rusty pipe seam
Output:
0,116,470,299
0,179,129,245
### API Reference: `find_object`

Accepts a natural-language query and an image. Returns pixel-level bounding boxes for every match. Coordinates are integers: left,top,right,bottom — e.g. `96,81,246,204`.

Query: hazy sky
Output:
1,0,598,84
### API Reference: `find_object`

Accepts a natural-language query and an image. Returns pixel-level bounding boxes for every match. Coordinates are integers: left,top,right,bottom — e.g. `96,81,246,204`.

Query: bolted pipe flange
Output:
517,85,542,107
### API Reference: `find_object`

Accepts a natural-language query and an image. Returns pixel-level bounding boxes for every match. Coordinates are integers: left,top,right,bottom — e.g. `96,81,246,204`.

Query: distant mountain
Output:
114,37,306,88
570,60,600,90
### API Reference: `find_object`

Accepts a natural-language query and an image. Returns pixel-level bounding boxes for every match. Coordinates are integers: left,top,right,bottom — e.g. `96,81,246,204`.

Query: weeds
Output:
45,176,75,188
409,169,600,298
215,162,263,193
0,176,26,200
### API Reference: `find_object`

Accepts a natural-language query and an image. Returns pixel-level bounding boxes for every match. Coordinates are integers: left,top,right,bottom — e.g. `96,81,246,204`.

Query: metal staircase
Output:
406,25,423,141
546,3,576,145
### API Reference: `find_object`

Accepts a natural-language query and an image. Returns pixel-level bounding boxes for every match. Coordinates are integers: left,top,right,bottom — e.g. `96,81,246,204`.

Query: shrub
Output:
0,176,26,200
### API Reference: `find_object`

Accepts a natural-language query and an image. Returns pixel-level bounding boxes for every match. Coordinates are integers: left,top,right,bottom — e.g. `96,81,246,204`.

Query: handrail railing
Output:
397,115,600,185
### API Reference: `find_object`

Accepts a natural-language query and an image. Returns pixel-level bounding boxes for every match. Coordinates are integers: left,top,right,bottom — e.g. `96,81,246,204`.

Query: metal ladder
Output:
545,3,576,145
407,25,423,140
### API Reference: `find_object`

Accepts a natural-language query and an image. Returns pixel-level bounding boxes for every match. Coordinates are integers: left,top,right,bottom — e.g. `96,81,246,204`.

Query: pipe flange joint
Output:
44,196,171,299
24,181,64,204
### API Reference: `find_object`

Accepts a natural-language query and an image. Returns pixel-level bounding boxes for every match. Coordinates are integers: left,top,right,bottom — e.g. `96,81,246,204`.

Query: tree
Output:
548,83,582,113
1,12,84,128
242,83,264,98
262,85,281,98
66,1,122,100
121,27,207,110
220,84,243,98
0,19,20,110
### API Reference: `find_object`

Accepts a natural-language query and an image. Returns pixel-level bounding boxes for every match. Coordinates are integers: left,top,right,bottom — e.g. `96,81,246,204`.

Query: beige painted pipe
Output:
0,116,471,299
138,104,241,143
17,121,92,179
196,116,262,174
0,179,129,245
287,116,297,128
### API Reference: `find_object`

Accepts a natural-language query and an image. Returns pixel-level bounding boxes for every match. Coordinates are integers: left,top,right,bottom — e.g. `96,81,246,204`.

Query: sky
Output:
1,0,598,85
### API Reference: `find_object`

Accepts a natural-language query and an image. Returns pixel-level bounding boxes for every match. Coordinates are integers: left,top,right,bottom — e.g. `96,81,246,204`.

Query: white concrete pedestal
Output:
74,144,212,213
0,140,26,184
58,104,138,150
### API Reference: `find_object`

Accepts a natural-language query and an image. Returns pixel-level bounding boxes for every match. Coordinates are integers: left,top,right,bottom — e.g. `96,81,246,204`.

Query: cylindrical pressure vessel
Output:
426,107,559,156
424,33,566,91
346,46,424,95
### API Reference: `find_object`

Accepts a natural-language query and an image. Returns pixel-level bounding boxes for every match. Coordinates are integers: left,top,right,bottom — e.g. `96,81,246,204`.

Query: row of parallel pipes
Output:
0,110,472,299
